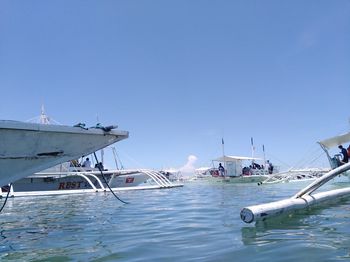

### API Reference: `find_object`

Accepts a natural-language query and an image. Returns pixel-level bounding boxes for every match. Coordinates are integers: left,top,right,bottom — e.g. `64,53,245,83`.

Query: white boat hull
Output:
1,169,183,197
207,175,269,183
5,173,148,192
0,121,128,186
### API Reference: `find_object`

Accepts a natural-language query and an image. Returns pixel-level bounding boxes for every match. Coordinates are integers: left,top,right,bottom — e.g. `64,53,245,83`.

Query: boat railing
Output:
135,169,178,188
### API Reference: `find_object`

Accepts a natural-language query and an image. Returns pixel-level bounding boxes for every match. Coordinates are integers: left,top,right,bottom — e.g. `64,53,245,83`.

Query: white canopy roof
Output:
318,131,350,150
213,155,262,162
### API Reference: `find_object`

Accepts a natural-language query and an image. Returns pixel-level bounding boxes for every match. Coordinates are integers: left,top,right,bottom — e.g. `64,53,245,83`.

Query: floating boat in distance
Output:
0,120,128,187
205,156,278,183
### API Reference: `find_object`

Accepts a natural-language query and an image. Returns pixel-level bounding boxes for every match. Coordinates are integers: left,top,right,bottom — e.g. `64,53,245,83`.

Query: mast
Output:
222,138,226,177
40,105,50,124
250,137,255,167
263,144,266,167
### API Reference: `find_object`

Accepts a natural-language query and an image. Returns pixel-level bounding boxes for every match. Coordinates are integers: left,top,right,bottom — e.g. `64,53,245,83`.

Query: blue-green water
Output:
1,180,350,261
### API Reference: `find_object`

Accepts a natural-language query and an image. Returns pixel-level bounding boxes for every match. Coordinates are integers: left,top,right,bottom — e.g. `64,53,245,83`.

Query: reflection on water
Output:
240,198,350,261
1,181,350,261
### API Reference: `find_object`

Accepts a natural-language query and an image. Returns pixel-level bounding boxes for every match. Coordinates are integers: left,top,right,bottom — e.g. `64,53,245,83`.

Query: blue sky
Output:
1,1,349,171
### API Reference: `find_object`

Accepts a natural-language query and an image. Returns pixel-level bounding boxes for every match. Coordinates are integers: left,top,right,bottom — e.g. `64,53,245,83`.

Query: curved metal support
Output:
149,171,174,186
141,169,176,188
84,173,106,191
108,173,117,187
294,162,350,198
145,170,168,187
142,170,168,187
71,173,98,192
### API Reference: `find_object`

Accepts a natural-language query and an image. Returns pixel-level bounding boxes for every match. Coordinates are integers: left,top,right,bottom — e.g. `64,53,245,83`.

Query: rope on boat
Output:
93,152,129,204
0,183,12,213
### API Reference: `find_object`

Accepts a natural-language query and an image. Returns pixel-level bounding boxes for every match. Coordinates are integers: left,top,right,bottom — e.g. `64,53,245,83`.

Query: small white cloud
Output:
179,155,198,174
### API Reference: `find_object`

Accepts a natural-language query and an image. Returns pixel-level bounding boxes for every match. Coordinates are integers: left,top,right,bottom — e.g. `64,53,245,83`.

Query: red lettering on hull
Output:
57,181,83,190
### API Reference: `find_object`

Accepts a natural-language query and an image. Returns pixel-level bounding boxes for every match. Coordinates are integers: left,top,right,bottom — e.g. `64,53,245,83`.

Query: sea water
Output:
1,180,350,261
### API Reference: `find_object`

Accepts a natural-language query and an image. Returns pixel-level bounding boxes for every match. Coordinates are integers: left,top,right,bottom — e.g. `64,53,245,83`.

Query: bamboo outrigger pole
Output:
240,162,350,223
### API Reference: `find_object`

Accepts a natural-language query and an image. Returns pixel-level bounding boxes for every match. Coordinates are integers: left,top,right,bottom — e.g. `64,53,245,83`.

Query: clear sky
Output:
1,1,349,172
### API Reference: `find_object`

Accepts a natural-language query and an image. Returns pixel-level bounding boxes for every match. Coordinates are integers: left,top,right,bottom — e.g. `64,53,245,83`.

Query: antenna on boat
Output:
39,105,50,124
26,105,61,125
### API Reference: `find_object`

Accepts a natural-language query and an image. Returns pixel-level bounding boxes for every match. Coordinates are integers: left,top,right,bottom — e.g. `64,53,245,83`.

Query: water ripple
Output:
1,182,350,261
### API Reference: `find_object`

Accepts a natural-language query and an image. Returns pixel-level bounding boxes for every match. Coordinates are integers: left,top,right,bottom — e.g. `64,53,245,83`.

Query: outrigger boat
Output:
206,155,277,183
240,130,350,223
0,120,128,187
205,138,279,183
1,163,183,197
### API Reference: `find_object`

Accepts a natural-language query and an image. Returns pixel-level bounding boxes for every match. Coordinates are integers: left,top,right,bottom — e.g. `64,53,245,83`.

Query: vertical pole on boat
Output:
251,137,255,164
100,149,104,166
263,144,267,173
222,138,226,177
112,147,123,170
263,144,266,165
251,137,255,157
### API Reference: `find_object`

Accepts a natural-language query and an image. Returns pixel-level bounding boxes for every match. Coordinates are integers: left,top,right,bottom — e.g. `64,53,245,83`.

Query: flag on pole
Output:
222,138,224,145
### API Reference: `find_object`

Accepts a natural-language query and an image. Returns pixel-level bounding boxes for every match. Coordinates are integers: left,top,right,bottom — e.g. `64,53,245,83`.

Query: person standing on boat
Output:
347,145,350,159
82,157,91,168
338,145,348,164
266,160,274,174
218,163,225,177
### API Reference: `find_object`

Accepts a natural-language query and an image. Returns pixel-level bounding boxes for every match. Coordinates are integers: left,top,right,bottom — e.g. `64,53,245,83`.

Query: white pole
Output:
222,138,226,177
240,162,350,223
251,137,254,159
241,187,350,223
294,162,350,198
100,149,104,165
263,144,266,163
251,137,255,170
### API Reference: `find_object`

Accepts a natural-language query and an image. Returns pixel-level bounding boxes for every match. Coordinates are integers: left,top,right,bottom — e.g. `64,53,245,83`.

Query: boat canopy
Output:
213,155,262,162
318,131,350,150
